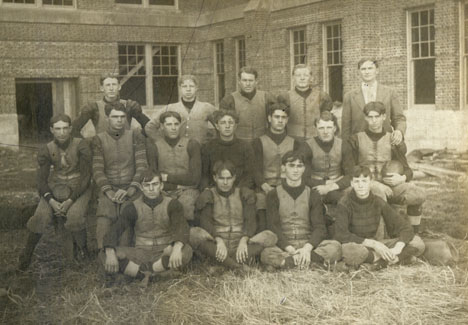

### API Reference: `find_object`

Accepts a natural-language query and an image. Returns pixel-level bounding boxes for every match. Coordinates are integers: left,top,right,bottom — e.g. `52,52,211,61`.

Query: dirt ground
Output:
0,146,467,324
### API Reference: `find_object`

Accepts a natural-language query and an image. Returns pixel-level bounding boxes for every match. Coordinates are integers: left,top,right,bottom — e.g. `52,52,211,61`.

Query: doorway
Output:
16,82,54,144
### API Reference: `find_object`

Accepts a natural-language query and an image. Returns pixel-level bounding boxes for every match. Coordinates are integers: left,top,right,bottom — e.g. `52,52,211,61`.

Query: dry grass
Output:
0,147,467,324
1,226,467,324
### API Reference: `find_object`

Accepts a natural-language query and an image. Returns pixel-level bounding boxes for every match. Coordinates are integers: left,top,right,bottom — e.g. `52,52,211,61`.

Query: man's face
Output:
214,169,236,193
316,119,336,142
180,79,198,101
351,175,371,199
283,159,305,182
293,67,312,90
100,77,121,101
359,61,378,83
238,72,258,94
365,111,386,133
50,120,72,144
215,115,236,139
162,116,181,139
268,109,289,133
108,109,126,130
141,176,163,199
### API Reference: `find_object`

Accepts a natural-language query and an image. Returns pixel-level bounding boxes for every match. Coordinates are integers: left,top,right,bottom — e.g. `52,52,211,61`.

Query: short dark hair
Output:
363,101,386,116
238,66,258,79
281,150,305,165
212,109,239,124
49,114,71,128
141,169,163,183
212,160,237,177
357,58,379,69
267,102,290,117
314,110,338,127
100,72,120,85
104,101,126,117
159,111,182,124
351,166,372,179
292,64,311,76
178,74,199,87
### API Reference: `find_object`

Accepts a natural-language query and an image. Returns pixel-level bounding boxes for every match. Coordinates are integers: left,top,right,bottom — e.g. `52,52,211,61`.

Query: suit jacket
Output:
341,83,406,141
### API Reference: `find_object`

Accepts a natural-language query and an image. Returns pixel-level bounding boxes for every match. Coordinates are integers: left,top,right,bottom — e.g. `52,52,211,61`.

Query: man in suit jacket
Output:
341,59,406,145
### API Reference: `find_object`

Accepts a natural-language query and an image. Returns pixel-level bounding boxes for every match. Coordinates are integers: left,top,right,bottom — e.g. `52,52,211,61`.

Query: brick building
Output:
0,0,466,151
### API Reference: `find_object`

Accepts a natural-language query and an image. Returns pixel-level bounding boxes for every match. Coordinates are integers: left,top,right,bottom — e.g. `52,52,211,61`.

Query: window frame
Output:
118,43,181,110
290,27,307,88
0,0,76,8
115,0,178,10
322,21,343,102
406,6,436,109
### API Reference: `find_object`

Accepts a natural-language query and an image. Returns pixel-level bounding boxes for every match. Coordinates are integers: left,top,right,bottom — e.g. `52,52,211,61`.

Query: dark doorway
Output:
16,82,53,144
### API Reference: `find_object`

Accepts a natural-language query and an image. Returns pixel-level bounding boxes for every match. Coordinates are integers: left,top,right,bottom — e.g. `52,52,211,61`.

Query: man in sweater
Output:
102,170,192,285
277,64,333,141
341,59,406,144
18,114,92,271
201,110,255,190
146,111,201,223
346,101,426,233
72,72,150,137
219,66,276,142
145,75,217,145
252,102,307,232
303,110,352,205
191,160,277,270
92,103,148,250
260,151,342,269
334,166,425,269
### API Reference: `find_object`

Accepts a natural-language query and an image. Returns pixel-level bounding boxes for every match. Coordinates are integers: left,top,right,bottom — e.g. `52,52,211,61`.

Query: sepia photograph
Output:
0,0,467,323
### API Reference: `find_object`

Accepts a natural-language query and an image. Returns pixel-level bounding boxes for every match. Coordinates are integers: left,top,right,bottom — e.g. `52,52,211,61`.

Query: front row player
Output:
18,114,92,271
191,160,277,270
261,151,342,269
102,170,192,284
334,166,425,269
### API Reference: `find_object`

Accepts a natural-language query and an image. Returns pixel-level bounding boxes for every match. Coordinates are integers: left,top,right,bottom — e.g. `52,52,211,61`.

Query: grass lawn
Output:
1,147,467,324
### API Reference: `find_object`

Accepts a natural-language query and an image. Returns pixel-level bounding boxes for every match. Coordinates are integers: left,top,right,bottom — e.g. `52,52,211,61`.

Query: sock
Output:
118,258,130,274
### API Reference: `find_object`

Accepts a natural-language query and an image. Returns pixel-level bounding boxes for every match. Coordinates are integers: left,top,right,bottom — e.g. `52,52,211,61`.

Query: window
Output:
2,0,74,6
235,37,246,90
236,37,246,72
408,8,435,106
42,0,73,5
115,0,176,7
214,40,225,104
291,28,307,67
118,44,179,108
323,22,343,102
3,0,34,3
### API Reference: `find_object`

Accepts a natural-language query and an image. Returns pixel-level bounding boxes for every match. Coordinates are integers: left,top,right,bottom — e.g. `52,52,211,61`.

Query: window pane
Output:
411,12,419,26
429,26,435,41
429,9,434,24
420,26,428,41
420,43,429,57
333,25,339,37
149,0,175,5
411,28,419,42
4,0,35,3
43,0,73,5
153,77,178,105
414,58,435,104
430,42,435,57
326,26,332,38
420,11,428,25
121,77,146,105
116,0,142,4
217,74,225,103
